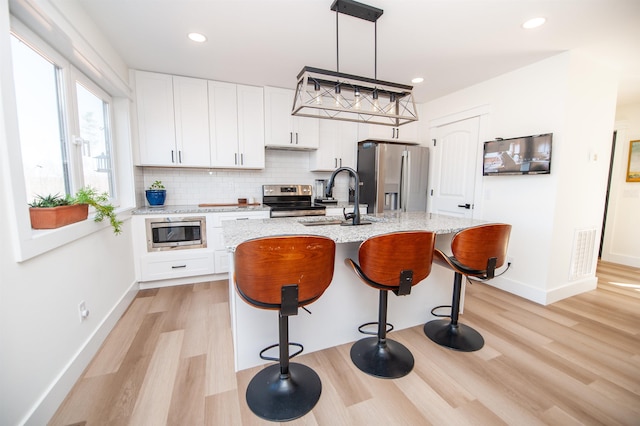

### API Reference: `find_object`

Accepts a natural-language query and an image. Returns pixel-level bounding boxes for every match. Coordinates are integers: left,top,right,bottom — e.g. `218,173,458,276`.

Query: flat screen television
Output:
483,133,552,176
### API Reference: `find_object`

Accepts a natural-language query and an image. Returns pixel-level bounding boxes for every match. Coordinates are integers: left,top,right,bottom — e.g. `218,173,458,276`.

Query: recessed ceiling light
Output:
522,17,546,29
411,77,424,84
188,32,207,43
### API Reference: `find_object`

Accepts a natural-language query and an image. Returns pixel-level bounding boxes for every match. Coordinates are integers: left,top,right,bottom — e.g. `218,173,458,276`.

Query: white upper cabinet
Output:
264,87,319,150
209,81,239,167
135,71,210,167
359,120,419,143
209,82,265,169
172,76,211,167
310,120,358,171
236,84,265,168
135,71,176,166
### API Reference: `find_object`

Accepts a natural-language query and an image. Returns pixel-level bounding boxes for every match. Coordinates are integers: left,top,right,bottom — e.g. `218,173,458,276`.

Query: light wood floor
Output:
50,261,640,425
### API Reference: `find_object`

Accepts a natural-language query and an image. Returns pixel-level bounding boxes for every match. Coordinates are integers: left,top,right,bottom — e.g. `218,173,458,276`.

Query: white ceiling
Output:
76,0,640,106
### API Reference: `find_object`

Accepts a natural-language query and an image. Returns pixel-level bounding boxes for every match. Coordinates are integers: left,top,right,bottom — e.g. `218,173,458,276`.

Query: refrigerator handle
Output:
400,151,408,211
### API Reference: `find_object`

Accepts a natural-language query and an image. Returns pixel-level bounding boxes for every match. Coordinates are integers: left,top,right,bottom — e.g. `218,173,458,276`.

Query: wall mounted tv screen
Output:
483,133,552,176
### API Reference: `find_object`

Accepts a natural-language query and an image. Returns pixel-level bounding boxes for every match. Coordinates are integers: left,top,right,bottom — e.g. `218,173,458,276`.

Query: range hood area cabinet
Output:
358,120,420,143
264,86,319,150
208,81,265,168
135,71,210,167
310,120,358,171
134,70,265,169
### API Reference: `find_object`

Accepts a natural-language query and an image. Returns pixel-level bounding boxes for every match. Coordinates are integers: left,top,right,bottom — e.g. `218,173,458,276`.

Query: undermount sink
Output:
298,218,344,226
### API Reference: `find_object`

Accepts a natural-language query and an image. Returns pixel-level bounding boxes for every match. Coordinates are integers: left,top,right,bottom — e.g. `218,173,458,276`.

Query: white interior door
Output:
431,116,480,218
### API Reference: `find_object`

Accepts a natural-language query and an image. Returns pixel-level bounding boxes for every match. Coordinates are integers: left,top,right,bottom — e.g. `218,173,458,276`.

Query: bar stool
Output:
424,223,511,352
234,235,336,422
345,231,436,378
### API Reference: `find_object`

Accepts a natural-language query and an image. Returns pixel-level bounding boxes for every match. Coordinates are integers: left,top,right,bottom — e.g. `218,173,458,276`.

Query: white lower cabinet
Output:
140,251,215,281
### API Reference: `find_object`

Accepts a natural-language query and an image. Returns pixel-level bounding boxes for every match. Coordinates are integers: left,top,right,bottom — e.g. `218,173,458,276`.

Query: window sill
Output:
14,207,133,262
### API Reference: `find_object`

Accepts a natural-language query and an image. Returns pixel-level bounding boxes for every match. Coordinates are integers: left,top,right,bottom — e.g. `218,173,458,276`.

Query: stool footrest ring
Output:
430,305,452,318
358,321,394,336
259,342,304,361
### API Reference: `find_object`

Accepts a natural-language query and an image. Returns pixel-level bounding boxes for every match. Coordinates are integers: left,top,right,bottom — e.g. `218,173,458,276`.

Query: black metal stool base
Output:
424,319,484,352
350,337,414,379
246,362,321,422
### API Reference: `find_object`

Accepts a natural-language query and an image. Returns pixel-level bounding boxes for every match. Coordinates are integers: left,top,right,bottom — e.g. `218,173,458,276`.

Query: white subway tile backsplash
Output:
139,150,351,206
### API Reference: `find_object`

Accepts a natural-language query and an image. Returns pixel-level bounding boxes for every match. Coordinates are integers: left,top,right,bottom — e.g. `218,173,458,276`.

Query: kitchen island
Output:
223,212,487,371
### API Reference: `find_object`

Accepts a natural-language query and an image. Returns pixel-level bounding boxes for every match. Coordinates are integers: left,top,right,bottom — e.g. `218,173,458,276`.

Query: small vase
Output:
145,189,166,206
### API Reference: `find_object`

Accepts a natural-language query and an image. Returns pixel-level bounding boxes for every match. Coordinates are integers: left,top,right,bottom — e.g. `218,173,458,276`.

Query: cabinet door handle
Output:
339,158,342,167
396,128,400,139
234,153,238,165
171,265,187,269
296,133,299,144
290,132,293,144
334,158,337,168
240,153,244,165
171,150,175,163
178,150,182,163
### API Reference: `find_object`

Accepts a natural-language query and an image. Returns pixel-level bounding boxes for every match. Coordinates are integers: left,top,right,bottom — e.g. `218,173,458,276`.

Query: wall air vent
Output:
569,228,598,281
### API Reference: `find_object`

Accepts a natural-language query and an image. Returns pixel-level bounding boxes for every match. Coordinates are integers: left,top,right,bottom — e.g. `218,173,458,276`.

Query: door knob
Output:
457,203,471,209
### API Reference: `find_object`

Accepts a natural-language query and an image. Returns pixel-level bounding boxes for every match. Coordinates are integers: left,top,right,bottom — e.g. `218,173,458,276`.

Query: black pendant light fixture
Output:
292,0,418,127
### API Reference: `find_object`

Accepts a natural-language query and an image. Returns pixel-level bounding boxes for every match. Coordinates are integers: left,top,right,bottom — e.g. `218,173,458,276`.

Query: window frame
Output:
4,17,132,262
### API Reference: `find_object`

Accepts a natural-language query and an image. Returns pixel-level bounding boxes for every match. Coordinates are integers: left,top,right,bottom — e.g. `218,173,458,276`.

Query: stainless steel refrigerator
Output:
356,140,429,214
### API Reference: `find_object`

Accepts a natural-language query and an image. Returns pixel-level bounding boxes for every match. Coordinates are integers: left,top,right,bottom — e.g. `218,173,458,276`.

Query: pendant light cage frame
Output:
292,0,419,127
293,67,418,127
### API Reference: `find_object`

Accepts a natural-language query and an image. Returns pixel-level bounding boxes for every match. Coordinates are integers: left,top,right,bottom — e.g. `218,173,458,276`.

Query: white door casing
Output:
431,116,480,218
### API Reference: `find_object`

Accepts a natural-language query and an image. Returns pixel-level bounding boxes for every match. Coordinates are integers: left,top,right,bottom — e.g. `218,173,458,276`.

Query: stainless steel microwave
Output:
145,216,207,251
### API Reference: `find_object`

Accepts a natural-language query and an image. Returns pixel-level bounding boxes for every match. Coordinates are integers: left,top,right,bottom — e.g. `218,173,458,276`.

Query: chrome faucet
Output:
325,166,365,226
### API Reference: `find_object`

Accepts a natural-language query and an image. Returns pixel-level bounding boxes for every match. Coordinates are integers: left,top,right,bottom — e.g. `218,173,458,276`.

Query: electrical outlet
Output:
78,301,89,322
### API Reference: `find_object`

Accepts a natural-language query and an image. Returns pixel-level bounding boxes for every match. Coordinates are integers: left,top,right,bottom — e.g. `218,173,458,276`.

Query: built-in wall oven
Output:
145,216,207,251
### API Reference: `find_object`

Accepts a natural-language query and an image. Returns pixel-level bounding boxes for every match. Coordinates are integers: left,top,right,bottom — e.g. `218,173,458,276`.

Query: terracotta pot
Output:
29,204,89,229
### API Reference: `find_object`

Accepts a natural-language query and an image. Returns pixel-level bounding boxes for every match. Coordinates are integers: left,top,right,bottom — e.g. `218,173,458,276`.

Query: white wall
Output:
603,103,640,267
422,51,619,304
0,1,137,425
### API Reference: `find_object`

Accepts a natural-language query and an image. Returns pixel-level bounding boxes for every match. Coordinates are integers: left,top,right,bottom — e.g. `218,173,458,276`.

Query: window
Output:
5,19,132,261
10,33,116,204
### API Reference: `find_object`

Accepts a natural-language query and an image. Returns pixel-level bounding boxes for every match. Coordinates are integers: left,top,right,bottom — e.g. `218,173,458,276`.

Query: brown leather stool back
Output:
235,235,336,309
358,231,436,288
449,223,512,275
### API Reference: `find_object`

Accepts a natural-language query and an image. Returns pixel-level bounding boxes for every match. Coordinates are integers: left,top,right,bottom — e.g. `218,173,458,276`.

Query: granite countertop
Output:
131,202,362,215
222,212,486,250
131,204,271,215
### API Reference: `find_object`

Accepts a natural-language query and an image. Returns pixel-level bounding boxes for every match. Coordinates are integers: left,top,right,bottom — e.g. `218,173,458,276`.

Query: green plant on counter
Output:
149,180,165,190
73,187,123,235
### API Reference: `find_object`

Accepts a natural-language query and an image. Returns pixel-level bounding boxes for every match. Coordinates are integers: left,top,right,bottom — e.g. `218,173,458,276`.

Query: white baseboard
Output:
24,280,139,426
485,275,597,306
545,276,598,304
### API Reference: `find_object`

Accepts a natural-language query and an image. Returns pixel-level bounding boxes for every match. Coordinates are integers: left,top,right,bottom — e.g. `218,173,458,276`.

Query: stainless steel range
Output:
263,184,326,218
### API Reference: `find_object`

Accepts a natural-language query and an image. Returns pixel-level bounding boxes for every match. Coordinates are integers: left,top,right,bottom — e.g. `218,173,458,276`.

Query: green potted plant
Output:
145,180,166,206
28,187,123,234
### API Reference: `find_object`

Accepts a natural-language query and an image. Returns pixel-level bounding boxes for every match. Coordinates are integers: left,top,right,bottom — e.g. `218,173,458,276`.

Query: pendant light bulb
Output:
372,89,380,112
354,87,361,110
313,81,322,105
335,84,342,107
